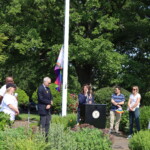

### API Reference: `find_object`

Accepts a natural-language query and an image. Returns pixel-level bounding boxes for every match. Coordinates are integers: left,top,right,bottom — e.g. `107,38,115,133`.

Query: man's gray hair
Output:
43,77,51,83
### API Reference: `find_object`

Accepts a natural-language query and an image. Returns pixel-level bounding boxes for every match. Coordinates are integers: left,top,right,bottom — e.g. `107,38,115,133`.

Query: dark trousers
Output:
129,108,140,135
77,110,80,124
40,114,51,134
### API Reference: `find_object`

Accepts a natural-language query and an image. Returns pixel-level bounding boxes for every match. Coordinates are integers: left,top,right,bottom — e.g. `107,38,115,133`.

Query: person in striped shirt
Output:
109,86,125,134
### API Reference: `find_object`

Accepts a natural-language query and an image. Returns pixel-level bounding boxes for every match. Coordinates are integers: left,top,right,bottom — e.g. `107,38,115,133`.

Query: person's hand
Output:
46,105,51,109
85,89,88,96
15,109,19,115
129,107,134,111
89,101,92,104
117,104,121,108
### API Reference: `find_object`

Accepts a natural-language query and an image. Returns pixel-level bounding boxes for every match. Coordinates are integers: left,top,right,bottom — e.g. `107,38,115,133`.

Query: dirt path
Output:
12,120,29,128
112,133,129,150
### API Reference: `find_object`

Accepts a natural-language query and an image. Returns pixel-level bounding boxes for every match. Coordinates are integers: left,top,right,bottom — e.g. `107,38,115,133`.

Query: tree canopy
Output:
0,0,149,96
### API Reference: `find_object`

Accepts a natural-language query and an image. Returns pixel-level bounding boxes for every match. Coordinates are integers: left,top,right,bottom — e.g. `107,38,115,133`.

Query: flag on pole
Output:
54,46,64,91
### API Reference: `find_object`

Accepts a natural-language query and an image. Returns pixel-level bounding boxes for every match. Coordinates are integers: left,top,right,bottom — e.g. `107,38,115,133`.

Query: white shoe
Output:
127,135,132,139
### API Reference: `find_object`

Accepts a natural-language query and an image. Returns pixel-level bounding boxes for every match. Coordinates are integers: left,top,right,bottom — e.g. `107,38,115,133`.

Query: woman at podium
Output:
77,84,94,124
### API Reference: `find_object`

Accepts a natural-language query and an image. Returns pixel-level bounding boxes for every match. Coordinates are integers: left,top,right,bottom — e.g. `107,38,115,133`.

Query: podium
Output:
80,104,106,129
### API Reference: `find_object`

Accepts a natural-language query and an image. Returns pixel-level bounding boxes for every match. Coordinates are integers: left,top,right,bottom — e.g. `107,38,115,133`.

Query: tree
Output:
0,0,149,97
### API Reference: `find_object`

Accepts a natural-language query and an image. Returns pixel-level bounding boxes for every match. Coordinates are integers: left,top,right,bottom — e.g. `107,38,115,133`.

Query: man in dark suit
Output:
37,77,53,140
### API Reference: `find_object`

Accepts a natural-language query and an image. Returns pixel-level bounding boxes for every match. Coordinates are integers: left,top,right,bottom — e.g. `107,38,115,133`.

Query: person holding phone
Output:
77,84,94,124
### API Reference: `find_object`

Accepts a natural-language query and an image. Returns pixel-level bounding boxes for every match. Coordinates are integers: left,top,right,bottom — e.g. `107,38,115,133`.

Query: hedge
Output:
0,112,12,131
142,91,150,106
16,88,29,106
129,130,150,150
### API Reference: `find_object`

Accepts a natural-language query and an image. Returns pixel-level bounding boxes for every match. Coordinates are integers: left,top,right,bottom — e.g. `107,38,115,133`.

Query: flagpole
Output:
62,0,70,116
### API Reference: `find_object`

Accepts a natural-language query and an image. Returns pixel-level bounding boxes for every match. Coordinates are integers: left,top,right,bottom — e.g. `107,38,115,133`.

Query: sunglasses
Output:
133,89,137,91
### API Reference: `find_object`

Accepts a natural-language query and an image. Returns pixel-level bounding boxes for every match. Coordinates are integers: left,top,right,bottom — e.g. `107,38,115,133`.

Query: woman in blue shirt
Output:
77,84,94,124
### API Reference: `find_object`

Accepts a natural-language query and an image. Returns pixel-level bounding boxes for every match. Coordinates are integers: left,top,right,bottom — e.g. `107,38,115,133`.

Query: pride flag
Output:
54,46,64,91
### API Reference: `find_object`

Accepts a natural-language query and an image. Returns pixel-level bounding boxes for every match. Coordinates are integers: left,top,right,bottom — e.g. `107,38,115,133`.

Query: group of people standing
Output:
77,85,141,139
0,76,141,140
110,86,141,138
0,76,52,142
0,77,19,121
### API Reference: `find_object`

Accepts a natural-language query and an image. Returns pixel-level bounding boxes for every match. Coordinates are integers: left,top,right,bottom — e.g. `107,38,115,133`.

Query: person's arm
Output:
118,94,125,105
46,90,53,109
88,94,94,104
131,97,141,109
0,96,3,104
38,88,51,105
128,98,134,111
117,101,124,105
111,99,118,106
8,104,19,115
128,98,131,108
111,99,124,108
78,94,86,104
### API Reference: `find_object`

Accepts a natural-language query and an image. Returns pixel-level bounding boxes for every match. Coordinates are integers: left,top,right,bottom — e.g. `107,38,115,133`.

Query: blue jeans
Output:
129,108,140,134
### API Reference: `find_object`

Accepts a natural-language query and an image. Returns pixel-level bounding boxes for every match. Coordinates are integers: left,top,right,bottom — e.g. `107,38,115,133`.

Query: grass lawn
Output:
16,113,40,121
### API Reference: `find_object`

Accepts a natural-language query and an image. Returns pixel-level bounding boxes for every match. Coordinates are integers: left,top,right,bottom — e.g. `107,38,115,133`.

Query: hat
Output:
6,83,17,89
115,107,124,114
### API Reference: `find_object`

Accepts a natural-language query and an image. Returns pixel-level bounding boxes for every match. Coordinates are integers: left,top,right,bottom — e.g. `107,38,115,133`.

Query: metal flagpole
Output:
62,0,70,116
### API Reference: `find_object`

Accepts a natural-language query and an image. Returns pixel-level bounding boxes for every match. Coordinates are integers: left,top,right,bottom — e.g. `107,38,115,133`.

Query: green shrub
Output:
129,130,150,150
94,87,130,113
48,123,112,150
0,127,49,150
48,123,77,150
32,83,76,114
119,106,150,133
140,106,150,130
72,128,112,150
52,113,77,129
16,88,29,106
119,110,129,133
0,112,12,131
142,91,150,106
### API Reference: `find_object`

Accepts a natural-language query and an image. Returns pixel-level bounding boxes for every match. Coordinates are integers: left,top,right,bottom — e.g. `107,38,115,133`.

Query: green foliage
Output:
119,106,150,133
48,123,77,150
32,83,76,114
94,87,130,113
16,88,29,106
0,0,149,97
119,111,129,133
52,113,77,129
48,123,112,150
16,113,40,121
0,127,49,150
71,128,112,150
0,112,12,131
0,33,8,63
140,106,150,130
129,130,150,150
143,91,150,106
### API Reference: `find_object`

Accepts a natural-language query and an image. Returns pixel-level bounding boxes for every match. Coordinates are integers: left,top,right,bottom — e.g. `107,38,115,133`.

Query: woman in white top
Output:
127,86,141,139
0,83,19,121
